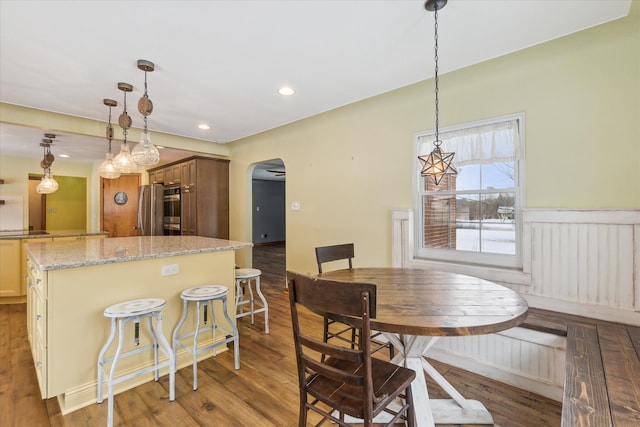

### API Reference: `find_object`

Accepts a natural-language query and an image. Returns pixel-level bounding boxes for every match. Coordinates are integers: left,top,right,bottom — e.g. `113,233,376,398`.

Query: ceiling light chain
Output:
418,0,457,186
132,59,160,166
433,4,440,147
36,134,59,194
98,98,122,179
112,82,137,173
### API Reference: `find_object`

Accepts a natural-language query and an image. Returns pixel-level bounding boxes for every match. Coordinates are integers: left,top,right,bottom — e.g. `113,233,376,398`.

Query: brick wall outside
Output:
423,174,457,249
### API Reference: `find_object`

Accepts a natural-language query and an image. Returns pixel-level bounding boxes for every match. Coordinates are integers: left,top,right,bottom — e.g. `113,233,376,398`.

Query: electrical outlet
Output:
161,264,179,276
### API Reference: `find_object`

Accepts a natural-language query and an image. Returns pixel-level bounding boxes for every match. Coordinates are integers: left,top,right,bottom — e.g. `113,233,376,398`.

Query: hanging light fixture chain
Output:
433,5,440,147
144,69,149,97
122,90,128,142
107,104,113,153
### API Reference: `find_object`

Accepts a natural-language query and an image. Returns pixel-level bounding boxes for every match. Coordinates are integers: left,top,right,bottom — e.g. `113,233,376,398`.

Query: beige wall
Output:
228,6,639,274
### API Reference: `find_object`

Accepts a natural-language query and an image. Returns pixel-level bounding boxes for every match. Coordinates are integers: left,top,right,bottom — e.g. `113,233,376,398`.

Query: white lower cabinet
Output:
27,254,48,398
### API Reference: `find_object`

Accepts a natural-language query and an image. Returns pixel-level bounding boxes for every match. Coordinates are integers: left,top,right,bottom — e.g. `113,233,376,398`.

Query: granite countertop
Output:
26,235,252,271
0,229,108,240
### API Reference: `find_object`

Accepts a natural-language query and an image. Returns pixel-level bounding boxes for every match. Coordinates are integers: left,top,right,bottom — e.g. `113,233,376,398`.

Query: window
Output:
414,114,524,268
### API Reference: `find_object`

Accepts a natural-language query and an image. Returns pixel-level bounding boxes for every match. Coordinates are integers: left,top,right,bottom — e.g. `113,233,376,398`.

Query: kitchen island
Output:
25,235,251,414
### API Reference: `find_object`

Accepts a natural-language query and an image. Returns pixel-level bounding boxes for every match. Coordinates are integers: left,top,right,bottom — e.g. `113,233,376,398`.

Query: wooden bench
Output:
520,308,640,426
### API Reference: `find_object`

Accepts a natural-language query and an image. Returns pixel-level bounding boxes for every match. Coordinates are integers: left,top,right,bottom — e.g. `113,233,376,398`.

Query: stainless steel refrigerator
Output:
137,184,164,236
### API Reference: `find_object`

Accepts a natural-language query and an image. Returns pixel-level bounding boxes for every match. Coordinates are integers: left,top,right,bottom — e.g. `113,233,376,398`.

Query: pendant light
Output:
112,82,138,173
418,0,457,186
131,59,160,166
36,136,59,194
98,98,122,179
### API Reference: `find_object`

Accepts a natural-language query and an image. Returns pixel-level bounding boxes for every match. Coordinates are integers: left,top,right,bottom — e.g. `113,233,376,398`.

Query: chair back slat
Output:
299,335,362,363
315,243,354,273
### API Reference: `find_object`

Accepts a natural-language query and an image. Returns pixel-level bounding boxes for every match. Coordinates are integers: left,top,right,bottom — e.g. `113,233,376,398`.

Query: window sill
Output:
408,257,532,286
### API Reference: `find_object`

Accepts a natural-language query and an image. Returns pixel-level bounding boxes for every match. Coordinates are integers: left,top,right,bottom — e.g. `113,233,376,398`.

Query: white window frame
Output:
413,113,526,269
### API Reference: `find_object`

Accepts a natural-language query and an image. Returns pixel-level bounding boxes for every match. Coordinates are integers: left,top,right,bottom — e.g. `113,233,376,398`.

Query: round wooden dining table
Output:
318,267,529,427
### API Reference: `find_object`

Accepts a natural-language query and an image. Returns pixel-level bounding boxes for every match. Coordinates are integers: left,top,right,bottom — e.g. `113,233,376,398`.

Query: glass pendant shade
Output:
98,152,122,179
36,171,59,194
419,146,457,185
131,130,160,166
113,142,137,173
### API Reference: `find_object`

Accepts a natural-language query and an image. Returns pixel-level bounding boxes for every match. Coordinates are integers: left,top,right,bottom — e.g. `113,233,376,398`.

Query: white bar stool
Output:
172,285,240,390
97,298,175,427
235,268,269,334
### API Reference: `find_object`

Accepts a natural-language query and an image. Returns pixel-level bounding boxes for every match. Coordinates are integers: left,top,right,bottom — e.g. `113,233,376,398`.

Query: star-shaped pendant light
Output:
419,145,456,185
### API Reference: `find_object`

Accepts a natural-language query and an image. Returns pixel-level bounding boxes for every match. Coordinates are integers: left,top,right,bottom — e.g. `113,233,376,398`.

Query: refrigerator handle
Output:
138,186,145,235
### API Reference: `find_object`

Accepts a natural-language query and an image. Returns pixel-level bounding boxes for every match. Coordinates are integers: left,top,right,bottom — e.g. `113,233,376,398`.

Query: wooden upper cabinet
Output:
149,164,181,186
149,156,229,239
148,170,163,184
182,157,229,239
181,159,197,189
164,164,181,186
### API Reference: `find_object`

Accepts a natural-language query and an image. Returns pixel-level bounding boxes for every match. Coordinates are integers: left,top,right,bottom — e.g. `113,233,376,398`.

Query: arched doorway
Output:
250,159,286,288
251,159,285,245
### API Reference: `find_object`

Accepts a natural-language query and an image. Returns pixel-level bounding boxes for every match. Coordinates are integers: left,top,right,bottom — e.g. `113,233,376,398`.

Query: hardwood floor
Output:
0,242,561,426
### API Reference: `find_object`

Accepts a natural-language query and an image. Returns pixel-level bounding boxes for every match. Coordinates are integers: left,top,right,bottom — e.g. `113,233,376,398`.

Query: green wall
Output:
45,175,87,230
0,156,95,231
228,6,639,274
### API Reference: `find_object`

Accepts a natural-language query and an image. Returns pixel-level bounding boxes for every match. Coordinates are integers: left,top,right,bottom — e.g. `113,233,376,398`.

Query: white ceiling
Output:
0,0,631,165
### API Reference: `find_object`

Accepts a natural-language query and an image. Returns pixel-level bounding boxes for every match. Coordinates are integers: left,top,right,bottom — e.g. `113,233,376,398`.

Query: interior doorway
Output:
28,176,46,230
251,159,286,286
101,174,141,237
251,159,286,245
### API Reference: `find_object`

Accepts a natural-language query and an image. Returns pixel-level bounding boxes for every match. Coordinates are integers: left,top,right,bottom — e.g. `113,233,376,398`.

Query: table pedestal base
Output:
391,334,495,426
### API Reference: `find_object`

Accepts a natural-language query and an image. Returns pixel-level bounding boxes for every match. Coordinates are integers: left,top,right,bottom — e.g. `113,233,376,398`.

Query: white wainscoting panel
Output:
523,210,639,317
429,328,566,401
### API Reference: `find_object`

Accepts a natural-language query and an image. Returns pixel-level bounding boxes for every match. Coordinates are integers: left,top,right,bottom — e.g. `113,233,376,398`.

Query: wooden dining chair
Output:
287,271,415,427
315,243,355,274
315,243,358,350
315,243,394,359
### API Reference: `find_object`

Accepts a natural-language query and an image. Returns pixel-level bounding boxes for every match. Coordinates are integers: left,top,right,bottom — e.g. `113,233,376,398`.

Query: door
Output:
28,176,46,230
101,174,140,237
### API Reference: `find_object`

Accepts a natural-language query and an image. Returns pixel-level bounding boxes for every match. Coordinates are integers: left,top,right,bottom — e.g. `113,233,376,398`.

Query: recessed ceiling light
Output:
198,124,211,130
59,154,70,158
278,86,295,96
